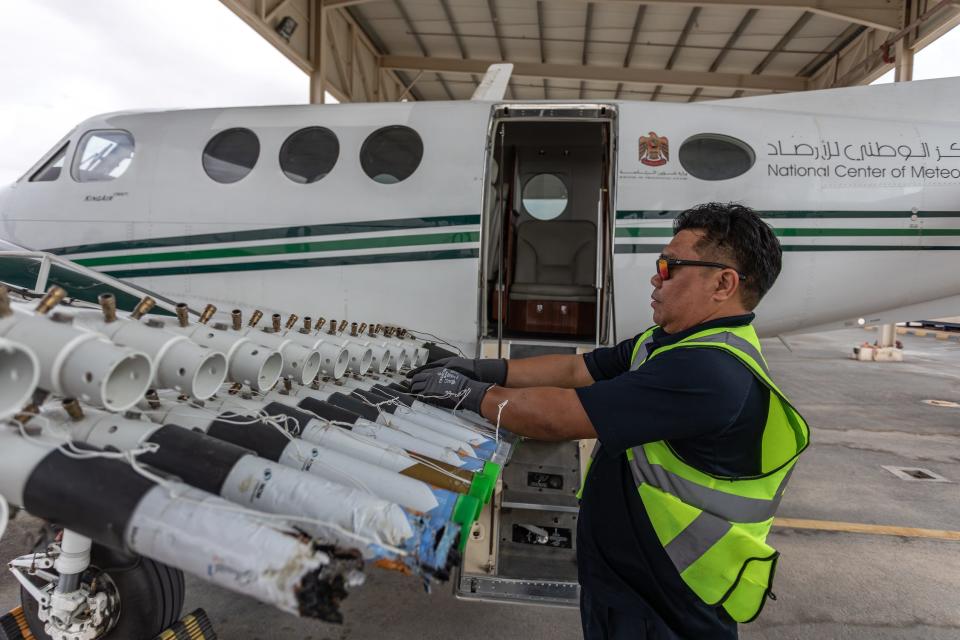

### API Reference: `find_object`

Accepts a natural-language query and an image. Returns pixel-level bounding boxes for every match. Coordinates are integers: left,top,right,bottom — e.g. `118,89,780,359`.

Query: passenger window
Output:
30,143,69,182
679,133,755,181
360,125,423,184
279,127,339,184
522,174,568,220
203,128,260,184
72,131,135,182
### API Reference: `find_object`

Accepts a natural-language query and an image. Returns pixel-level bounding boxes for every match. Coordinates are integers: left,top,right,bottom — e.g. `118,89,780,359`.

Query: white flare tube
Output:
298,421,416,473
219,455,413,547
0,311,151,411
128,485,346,616
237,328,321,385
177,324,282,392
281,330,350,380
390,404,493,447
378,412,477,458
0,429,358,620
0,337,39,421
350,419,467,467
76,315,227,400
45,409,413,549
277,440,438,513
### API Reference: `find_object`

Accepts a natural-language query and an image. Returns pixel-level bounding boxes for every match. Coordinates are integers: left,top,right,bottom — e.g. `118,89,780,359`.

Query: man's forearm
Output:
479,385,597,441
505,354,594,389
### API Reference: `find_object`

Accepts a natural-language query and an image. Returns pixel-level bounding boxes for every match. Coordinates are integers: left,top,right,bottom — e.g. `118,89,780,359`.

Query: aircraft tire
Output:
20,537,185,640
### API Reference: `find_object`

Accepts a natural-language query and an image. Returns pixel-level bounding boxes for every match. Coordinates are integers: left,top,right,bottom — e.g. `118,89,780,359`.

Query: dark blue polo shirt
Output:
574,314,768,639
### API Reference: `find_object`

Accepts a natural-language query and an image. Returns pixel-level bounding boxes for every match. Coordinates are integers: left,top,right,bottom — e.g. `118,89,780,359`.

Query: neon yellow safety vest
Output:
578,323,810,623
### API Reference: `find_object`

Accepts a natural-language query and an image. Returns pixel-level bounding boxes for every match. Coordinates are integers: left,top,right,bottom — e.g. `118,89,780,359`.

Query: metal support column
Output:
309,0,328,104
877,0,915,347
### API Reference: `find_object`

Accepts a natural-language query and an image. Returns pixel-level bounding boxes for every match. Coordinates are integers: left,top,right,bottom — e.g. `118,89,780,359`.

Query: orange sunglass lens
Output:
657,259,670,280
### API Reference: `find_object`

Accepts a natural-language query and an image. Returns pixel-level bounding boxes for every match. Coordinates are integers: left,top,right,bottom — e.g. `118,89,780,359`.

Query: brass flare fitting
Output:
35,286,67,316
0,286,11,318
271,314,282,333
328,320,338,335
98,293,117,323
350,322,359,337
175,303,190,327
285,314,299,331
249,310,263,327
231,309,243,331
145,389,161,410
199,304,217,325
63,398,84,421
130,296,156,320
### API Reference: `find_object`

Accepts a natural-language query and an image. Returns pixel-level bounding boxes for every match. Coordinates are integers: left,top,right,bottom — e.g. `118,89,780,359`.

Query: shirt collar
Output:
650,313,755,351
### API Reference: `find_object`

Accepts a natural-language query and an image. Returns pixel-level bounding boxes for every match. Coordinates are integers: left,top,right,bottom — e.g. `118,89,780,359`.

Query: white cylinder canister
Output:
237,327,321,385
0,337,39,421
0,312,151,412
77,315,227,400
281,330,350,380
177,324,282,392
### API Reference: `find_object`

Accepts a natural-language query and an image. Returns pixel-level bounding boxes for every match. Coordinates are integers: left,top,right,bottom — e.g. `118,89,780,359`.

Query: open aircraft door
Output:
458,104,618,607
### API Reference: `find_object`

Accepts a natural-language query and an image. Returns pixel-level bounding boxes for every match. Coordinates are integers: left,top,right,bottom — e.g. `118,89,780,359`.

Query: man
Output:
410,203,810,639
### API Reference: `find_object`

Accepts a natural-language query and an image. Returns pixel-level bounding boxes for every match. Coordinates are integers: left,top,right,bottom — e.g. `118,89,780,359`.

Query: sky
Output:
0,1,958,185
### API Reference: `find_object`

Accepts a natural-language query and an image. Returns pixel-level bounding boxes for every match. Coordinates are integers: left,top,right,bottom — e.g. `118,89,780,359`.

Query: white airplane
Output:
1,67,959,638
3,69,959,357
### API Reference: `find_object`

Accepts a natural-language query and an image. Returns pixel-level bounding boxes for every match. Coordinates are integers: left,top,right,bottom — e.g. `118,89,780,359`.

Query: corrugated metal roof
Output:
345,0,863,101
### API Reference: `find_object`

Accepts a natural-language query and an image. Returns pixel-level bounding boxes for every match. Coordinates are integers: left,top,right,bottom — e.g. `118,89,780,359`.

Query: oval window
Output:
679,133,755,181
72,131,135,182
522,174,568,220
280,127,339,184
360,125,423,184
203,128,260,184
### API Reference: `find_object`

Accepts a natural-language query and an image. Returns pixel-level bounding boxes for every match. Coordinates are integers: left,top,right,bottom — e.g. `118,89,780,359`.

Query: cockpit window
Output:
203,128,260,184
72,130,135,182
30,143,69,182
360,125,423,184
679,133,755,181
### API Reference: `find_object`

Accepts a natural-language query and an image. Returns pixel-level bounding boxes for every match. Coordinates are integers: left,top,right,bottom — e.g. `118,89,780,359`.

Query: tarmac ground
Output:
1,328,958,639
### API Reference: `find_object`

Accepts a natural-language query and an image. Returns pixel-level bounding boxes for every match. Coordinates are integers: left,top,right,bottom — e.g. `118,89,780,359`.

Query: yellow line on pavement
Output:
774,517,960,541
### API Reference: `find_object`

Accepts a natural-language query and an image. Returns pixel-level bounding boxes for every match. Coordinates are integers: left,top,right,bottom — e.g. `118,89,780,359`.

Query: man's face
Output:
650,229,724,333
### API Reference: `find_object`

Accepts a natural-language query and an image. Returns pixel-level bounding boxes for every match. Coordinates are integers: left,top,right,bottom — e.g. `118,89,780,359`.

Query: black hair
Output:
673,203,782,309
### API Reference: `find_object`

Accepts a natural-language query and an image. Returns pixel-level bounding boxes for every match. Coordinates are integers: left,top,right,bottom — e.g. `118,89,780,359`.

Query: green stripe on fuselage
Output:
74,231,480,268
615,227,960,238
615,210,960,220
101,248,480,279
47,214,482,257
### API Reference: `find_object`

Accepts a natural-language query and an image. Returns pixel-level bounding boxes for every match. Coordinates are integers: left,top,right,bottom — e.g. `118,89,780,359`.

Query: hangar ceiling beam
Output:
689,8,757,102
614,6,646,99
323,0,902,31
380,55,809,93
219,0,415,102
807,0,959,88
651,6,701,101
536,1,549,98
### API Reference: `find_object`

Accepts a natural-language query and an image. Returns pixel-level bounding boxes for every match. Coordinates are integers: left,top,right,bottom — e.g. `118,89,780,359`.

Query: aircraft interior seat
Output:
509,220,597,302
506,220,597,336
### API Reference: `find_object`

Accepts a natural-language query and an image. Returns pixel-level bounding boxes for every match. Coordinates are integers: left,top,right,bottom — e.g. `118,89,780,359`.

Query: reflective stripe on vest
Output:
577,323,810,623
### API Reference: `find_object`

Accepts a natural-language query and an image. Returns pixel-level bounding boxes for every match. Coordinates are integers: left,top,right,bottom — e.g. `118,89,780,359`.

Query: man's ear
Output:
713,269,740,302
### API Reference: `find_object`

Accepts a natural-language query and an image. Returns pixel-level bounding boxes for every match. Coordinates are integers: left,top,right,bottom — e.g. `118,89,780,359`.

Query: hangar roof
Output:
221,0,960,102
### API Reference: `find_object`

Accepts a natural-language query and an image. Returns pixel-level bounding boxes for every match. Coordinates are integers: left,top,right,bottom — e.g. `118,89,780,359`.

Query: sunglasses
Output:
656,256,747,281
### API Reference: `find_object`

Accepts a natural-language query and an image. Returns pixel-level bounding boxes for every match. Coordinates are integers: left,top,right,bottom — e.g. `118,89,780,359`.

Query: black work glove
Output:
407,357,507,385
409,368,493,414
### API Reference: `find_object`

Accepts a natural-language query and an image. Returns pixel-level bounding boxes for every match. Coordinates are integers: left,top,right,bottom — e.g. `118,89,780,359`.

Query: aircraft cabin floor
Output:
1,328,958,639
